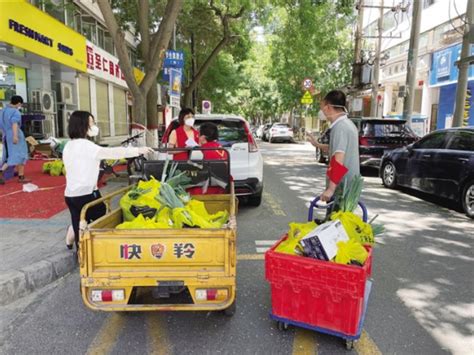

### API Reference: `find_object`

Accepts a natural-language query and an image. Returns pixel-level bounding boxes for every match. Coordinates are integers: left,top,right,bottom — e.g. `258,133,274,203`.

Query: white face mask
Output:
87,125,100,137
184,118,195,127
318,110,327,121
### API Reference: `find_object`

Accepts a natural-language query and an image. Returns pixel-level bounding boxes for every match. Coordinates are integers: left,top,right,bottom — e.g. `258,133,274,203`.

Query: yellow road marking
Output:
86,313,126,355
147,313,171,355
354,330,382,355
237,253,265,260
263,191,287,216
292,328,318,355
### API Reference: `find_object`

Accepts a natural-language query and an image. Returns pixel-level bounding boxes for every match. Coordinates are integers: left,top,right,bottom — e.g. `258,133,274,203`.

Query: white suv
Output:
162,114,264,206
268,123,294,143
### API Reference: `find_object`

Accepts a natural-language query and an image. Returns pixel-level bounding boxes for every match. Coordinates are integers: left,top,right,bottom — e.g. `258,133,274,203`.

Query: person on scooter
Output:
63,111,153,250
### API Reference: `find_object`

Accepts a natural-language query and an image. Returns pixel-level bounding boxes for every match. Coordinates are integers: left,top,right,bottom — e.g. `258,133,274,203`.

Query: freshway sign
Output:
0,1,86,71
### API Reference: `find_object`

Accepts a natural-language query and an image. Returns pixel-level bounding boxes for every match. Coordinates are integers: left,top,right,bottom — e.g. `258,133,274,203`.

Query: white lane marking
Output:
255,240,278,246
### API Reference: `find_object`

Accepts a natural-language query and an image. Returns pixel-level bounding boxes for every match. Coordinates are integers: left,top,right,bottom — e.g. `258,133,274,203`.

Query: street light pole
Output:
370,0,383,117
402,0,422,122
352,0,364,88
452,0,473,127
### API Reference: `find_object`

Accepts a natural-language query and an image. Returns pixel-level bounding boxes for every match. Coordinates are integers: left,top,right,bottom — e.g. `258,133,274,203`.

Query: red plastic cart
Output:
265,198,373,349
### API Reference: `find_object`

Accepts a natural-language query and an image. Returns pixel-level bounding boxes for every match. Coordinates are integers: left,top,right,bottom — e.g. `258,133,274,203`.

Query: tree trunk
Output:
146,79,159,146
132,94,146,126
183,86,194,109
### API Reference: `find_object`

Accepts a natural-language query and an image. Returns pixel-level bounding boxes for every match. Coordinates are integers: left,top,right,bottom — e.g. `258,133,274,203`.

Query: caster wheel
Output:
277,321,289,331
345,339,354,350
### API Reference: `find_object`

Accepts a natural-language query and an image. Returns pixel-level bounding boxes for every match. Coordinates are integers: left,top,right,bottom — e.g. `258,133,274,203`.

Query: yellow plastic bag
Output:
116,214,170,229
171,207,226,229
275,221,317,255
186,200,229,227
155,207,172,226
330,211,374,245
120,177,162,221
334,239,368,265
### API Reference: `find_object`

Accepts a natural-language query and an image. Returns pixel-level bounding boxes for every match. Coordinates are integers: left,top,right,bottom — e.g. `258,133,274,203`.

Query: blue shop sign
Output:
164,50,184,69
430,43,474,86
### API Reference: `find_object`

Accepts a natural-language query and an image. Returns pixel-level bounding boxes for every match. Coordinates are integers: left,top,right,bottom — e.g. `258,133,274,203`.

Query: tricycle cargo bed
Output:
79,185,237,312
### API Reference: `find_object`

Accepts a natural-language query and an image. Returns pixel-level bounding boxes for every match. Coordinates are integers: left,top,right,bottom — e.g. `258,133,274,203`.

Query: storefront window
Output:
96,80,110,137
78,75,91,112
0,65,27,109
82,17,97,44
113,86,128,136
43,0,66,24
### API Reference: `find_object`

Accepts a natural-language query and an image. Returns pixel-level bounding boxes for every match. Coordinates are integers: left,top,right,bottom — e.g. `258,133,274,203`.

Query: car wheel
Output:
382,161,397,188
462,180,474,219
315,148,326,163
248,191,263,207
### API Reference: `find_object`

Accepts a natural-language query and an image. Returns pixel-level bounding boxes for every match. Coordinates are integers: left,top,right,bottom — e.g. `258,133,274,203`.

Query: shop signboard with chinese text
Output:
430,43,474,86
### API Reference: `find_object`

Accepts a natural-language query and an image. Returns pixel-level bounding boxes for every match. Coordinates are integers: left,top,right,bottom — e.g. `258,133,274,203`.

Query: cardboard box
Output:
299,220,349,261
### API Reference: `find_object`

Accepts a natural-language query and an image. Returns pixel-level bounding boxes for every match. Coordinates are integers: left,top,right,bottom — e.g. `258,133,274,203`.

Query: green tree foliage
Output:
268,0,355,116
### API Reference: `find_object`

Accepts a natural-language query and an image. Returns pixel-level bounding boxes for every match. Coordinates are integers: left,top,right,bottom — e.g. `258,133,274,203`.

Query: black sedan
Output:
380,127,474,218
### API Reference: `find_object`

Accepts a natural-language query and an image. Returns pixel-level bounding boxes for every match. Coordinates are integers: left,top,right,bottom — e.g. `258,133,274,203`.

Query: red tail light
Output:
244,123,259,152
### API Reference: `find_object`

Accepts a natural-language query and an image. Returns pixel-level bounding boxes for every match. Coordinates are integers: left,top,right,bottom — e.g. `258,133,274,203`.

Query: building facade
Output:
0,0,143,144
356,0,473,133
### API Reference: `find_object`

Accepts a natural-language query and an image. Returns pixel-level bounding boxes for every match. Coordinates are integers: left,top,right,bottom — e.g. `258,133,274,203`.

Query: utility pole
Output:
370,0,383,117
453,0,473,127
352,0,364,88
402,0,422,122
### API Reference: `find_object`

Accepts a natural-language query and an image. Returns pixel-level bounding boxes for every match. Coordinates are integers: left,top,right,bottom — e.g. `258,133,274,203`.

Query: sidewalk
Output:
0,180,127,306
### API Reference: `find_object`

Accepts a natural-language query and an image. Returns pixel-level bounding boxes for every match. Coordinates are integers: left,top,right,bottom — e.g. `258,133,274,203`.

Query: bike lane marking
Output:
263,191,287,216
147,313,171,355
86,313,126,355
292,328,318,355
354,330,382,355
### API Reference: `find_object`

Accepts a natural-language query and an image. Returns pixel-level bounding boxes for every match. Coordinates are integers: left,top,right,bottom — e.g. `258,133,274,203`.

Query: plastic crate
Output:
265,235,373,336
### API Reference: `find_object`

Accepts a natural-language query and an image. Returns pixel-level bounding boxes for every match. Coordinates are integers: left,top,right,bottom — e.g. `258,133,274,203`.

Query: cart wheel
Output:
345,340,354,350
277,321,289,331
223,302,236,317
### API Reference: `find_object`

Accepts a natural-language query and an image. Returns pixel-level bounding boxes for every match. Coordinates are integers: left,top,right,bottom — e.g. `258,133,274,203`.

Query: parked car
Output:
267,123,294,143
161,114,264,206
380,127,474,218
315,118,419,168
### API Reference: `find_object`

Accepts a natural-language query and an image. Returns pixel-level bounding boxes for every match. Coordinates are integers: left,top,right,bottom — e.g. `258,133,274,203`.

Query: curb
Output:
0,252,77,306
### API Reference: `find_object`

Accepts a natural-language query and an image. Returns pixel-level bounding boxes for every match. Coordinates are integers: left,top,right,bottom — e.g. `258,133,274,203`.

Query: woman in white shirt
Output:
63,111,153,250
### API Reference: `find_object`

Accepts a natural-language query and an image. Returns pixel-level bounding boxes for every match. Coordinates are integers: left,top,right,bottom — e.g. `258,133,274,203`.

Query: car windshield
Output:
274,123,290,128
361,122,416,137
195,119,248,147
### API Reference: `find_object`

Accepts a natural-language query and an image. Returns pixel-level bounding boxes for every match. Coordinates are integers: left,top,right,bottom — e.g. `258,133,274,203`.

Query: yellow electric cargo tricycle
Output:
78,151,237,315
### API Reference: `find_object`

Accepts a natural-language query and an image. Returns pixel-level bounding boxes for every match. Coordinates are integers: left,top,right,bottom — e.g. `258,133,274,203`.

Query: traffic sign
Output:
300,90,313,105
202,100,212,114
302,78,313,90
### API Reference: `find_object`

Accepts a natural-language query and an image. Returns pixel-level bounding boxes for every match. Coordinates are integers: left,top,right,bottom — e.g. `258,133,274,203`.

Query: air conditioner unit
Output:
58,82,74,105
41,91,55,114
31,90,41,104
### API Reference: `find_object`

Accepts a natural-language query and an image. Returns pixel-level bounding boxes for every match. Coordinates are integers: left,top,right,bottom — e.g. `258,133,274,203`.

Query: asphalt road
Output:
1,141,472,355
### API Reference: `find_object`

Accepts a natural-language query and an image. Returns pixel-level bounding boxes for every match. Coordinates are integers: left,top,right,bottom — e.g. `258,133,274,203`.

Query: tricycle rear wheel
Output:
223,301,236,317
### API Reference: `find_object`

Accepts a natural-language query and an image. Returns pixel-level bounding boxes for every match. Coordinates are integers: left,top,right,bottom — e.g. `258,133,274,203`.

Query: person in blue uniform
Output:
0,95,30,184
